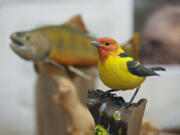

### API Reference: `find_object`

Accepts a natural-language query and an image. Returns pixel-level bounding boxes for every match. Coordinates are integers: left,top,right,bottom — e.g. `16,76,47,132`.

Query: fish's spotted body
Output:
10,15,142,78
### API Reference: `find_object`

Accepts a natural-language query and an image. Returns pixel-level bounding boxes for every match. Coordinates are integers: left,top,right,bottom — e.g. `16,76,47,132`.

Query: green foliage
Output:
94,125,110,135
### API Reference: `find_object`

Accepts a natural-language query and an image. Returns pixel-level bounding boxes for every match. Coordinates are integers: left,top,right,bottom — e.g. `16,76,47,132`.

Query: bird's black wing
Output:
119,52,132,57
118,52,164,77
127,60,159,77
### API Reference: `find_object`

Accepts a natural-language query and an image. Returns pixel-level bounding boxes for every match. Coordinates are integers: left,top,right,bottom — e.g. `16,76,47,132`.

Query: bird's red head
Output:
91,37,121,62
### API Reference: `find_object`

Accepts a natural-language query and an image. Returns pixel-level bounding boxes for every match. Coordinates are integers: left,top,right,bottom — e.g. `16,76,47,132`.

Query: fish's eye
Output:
26,36,30,40
16,32,22,36
105,42,110,46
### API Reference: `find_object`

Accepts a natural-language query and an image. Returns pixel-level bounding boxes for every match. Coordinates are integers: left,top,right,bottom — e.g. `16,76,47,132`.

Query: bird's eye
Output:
105,42,109,46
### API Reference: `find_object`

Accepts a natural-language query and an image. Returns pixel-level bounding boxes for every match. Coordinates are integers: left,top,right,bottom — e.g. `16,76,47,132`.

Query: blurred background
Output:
0,0,180,135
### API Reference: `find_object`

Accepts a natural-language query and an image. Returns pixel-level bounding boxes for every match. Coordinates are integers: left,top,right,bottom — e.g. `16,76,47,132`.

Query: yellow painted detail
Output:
113,112,121,121
94,125,109,135
118,127,123,135
99,112,103,117
98,54,145,90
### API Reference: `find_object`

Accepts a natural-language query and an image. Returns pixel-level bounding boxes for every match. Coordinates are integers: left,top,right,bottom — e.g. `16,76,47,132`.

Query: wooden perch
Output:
87,90,147,135
53,75,95,135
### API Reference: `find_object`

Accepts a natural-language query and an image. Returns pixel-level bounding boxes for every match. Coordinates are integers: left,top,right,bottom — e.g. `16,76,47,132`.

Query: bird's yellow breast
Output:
97,55,145,90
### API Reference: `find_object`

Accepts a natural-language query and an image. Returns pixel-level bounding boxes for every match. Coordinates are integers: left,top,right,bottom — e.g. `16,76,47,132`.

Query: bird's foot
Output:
121,88,139,107
122,102,132,108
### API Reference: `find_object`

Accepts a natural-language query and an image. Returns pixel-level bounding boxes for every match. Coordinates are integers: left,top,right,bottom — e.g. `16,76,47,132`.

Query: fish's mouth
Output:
10,36,24,47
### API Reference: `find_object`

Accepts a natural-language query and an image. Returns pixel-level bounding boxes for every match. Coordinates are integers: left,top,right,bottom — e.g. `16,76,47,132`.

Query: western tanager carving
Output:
91,37,165,106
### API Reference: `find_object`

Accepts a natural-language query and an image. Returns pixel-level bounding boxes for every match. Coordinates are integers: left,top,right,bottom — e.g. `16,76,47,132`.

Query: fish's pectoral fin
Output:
46,58,91,80
34,63,40,74
67,66,92,80
65,14,88,33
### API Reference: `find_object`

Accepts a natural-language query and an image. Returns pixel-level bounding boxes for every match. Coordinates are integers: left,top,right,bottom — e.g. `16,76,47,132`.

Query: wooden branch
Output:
140,119,160,135
35,63,95,135
53,75,95,135
36,70,68,135
87,90,147,135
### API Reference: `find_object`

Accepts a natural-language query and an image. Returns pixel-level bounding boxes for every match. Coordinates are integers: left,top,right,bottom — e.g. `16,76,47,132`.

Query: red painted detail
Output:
97,37,116,44
97,47,110,63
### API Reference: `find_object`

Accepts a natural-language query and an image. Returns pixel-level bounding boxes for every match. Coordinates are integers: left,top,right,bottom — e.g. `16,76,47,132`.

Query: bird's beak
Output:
91,41,101,47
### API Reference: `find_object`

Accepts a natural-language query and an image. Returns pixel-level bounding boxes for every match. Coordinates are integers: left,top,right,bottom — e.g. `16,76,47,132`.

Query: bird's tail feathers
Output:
150,67,166,71
153,72,160,76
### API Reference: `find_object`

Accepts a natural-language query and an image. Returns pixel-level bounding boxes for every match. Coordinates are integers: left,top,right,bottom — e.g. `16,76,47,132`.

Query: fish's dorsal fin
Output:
65,14,88,33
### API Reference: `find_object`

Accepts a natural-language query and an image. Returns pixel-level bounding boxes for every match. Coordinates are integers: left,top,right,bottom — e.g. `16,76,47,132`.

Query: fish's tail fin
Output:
121,32,141,61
